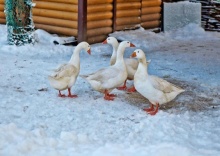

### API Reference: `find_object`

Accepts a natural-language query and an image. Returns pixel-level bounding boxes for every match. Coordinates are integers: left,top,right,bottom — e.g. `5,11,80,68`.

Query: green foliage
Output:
5,0,35,46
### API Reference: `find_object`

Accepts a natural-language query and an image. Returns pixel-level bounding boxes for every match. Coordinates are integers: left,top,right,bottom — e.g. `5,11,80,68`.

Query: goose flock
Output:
48,37,184,115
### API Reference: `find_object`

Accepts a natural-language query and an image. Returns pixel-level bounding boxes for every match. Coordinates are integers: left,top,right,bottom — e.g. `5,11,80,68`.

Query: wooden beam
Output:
113,0,117,32
78,0,87,42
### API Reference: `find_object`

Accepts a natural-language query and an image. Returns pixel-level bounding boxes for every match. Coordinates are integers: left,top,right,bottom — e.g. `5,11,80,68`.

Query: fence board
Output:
141,20,160,29
33,8,77,20
87,12,113,21
0,18,5,23
87,27,112,37
142,0,161,8
88,4,113,13
141,13,161,22
34,16,77,29
35,23,77,36
142,7,161,14
34,1,77,12
33,0,78,4
116,17,141,26
117,9,140,18
87,19,112,29
117,3,141,10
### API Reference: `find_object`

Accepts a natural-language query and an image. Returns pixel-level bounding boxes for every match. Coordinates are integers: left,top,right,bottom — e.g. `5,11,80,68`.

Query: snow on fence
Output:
163,1,201,31
0,0,162,44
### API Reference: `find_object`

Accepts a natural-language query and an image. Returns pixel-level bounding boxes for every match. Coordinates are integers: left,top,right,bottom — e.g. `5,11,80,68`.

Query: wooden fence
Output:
0,0,162,44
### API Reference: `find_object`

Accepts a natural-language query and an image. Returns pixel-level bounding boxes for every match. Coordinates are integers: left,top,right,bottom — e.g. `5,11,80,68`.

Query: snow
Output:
0,23,220,156
163,1,201,31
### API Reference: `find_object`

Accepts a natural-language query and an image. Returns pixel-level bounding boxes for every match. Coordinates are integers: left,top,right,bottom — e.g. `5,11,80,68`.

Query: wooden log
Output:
117,3,141,10
87,12,113,21
117,9,140,18
0,0,4,4
33,0,78,4
88,0,113,5
117,0,141,2
33,8,77,20
87,27,112,37
141,13,161,22
0,4,4,11
115,24,140,31
88,4,113,13
87,35,108,44
0,12,5,18
142,7,161,15
35,23,77,36
142,0,161,8
78,0,87,43
34,1,77,12
141,20,160,29
87,19,112,29
116,17,141,26
0,18,5,24
33,16,77,29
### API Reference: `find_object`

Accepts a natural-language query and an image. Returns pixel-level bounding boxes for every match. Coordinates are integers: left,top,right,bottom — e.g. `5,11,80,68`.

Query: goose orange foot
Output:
117,80,127,90
67,88,78,98
144,103,159,116
107,93,117,97
127,86,136,92
143,104,154,112
104,90,115,101
58,91,66,97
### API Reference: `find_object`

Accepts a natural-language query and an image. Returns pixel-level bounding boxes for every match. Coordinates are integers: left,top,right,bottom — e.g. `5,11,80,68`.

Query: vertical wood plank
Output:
112,0,117,32
161,0,164,31
78,0,87,42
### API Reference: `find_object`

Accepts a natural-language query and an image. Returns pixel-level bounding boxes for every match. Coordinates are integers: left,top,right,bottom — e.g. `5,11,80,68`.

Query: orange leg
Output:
127,85,136,92
143,104,154,112
107,93,117,97
67,88,78,98
117,80,127,90
104,90,114,101
147,103,159,115
58,90,66,97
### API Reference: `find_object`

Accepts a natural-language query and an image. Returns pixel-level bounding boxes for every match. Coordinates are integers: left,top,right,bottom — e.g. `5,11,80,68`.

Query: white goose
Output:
81,41,135,100
131,49,185,115
48,42,91,98
103,37,138,92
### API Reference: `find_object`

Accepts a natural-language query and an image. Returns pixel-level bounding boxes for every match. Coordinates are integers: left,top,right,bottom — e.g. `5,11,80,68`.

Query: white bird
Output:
131,49,185,115
103,37,138,92
48,42,91,98
81,41,135,100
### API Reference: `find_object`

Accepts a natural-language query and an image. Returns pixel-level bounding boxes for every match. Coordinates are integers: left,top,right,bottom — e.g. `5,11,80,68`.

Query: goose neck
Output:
69,47,81,67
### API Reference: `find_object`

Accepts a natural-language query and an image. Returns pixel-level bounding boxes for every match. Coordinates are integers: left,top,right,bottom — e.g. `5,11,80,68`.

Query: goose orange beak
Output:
130,43,135,47
87,49,91,55
102,39,107,44
131,52,136,58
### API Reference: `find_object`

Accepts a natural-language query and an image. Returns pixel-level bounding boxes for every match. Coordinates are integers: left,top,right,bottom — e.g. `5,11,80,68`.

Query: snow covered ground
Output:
0,24,220,156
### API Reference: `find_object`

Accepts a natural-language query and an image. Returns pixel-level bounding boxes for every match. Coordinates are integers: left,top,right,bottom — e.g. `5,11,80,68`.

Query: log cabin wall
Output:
87,0,113,43
33,0,78,37
0,0,5,24
141,0,162,29
0,0,162,44
115,0,141,31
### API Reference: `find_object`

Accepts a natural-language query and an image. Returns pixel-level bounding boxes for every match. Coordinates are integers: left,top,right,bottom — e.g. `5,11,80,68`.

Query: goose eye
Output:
127,42,129,44
137,51,139,53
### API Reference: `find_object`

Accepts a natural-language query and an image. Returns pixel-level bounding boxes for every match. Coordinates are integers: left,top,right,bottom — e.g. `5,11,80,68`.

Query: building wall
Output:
0,0,162,44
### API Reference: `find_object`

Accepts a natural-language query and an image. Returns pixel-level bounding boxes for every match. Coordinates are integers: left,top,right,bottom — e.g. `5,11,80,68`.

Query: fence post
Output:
112,0,117,32
78,0,87,42
161,0,164,32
